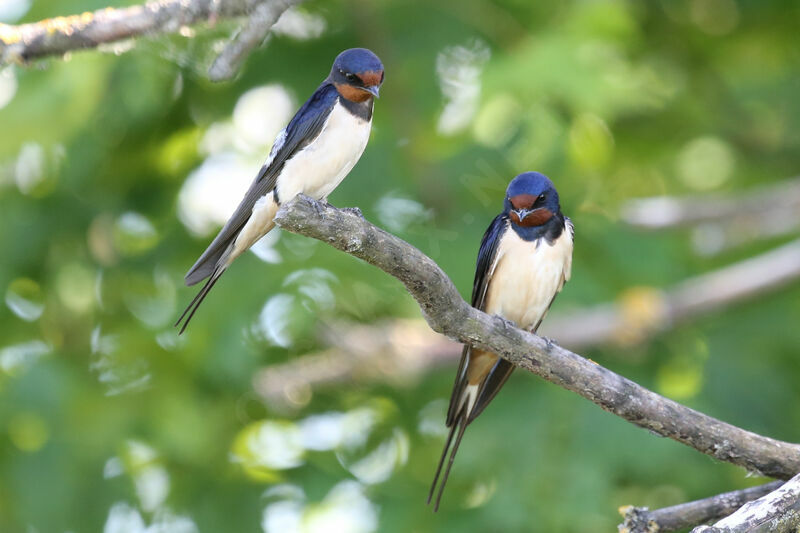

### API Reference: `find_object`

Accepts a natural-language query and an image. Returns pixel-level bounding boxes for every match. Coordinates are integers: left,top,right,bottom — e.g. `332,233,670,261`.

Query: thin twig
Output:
619,481,784,533
691,474,800,532
0,0,291,66
272,194,800,480
548,237,800,347
253,319,457,406
208,0,301,81
687,217,800,258
622,177,800,231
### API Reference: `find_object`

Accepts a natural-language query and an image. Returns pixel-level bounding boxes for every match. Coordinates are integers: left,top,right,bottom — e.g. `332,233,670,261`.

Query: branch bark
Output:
0,0,297,70
253,237,800,405
619,481,784,533
691,474,800,532
272,195,800,480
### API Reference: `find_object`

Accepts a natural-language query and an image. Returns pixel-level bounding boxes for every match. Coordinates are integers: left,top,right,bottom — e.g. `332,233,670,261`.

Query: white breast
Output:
484,223,573,331
276,100,372,202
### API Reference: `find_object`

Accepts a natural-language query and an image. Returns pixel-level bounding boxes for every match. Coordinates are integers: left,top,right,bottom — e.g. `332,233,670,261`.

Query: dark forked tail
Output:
174,267,225,334
428,347,516,511
427,404,470,512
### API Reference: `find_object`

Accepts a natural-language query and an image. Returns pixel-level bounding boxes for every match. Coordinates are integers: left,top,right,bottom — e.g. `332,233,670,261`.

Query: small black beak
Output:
513,208,531,221
364,85,380,98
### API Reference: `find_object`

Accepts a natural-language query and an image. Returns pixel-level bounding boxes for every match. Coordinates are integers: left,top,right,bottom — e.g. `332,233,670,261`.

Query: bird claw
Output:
342,206,364,219
307,196,326,217
494,315,517,330
542,336,559,349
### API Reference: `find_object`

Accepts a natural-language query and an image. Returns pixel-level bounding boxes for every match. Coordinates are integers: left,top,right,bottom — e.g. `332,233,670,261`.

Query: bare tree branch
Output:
621,177,800,231
689,217,800,257
547,236,800,347
272,194,800,480
208,0,301,81
619,481,784,533
253,319,456,406
0,0,296,69
691,474,800,532
254,237,800,404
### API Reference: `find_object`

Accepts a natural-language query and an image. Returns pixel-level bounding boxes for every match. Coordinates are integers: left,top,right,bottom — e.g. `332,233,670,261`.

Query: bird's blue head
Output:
330,48,384,102
503,172,561,228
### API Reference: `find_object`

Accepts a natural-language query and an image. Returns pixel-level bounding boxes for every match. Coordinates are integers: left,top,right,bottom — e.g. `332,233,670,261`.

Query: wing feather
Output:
432,214,508,509
445,214,508,425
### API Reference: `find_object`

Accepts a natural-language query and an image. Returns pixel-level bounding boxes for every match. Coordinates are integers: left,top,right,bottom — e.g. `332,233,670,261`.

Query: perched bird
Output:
176,48,384,333
428,172,574,510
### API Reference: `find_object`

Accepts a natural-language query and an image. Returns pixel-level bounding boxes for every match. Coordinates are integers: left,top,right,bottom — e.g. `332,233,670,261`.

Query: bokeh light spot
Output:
615,286,668,346
122,441,171,512
473,93,521,147
676,136,734,191
88,213,119,266
9,412,49,452
374,195,432,234
0,0,31,23
5,277,44,321
123,269,176,329
0,67,17,109
302,481,377,533
464,479,497,509
56,263,96,313
233,85,294,151
156,127,201,177
437,40,490,135
14,142,44,194
232,420,305,481
255,293,296,348
417,400,449,438
341,428,409,485
283,268,338,311
178,153,256,236
250,230,282,264
113,212,159,256
690,0,739,35
657,358,704,399
568,113,614,170
0,340,50,376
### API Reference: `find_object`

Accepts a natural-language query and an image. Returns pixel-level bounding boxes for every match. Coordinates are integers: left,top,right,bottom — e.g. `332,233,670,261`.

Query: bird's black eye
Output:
345,72,359,83
538,194,546,202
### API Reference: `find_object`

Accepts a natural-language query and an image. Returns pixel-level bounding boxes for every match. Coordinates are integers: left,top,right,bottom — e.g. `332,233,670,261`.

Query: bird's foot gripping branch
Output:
274,194,800,529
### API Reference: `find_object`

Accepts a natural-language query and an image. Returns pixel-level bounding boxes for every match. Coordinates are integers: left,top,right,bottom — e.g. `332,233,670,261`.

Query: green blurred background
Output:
2,0,800,531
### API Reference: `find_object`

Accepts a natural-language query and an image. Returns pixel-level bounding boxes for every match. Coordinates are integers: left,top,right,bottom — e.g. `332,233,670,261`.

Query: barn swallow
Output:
428,172,574,511
176,48,384,333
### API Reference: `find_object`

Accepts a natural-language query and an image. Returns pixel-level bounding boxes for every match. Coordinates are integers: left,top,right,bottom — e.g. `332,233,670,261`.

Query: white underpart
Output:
456,221,573,418
275,100,371,201
229,100,371,263
231,192,280,259
485,222,573,330
460,384,478,416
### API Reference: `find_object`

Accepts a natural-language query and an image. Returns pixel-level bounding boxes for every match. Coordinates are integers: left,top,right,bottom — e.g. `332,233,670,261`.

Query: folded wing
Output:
184,83,340,286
